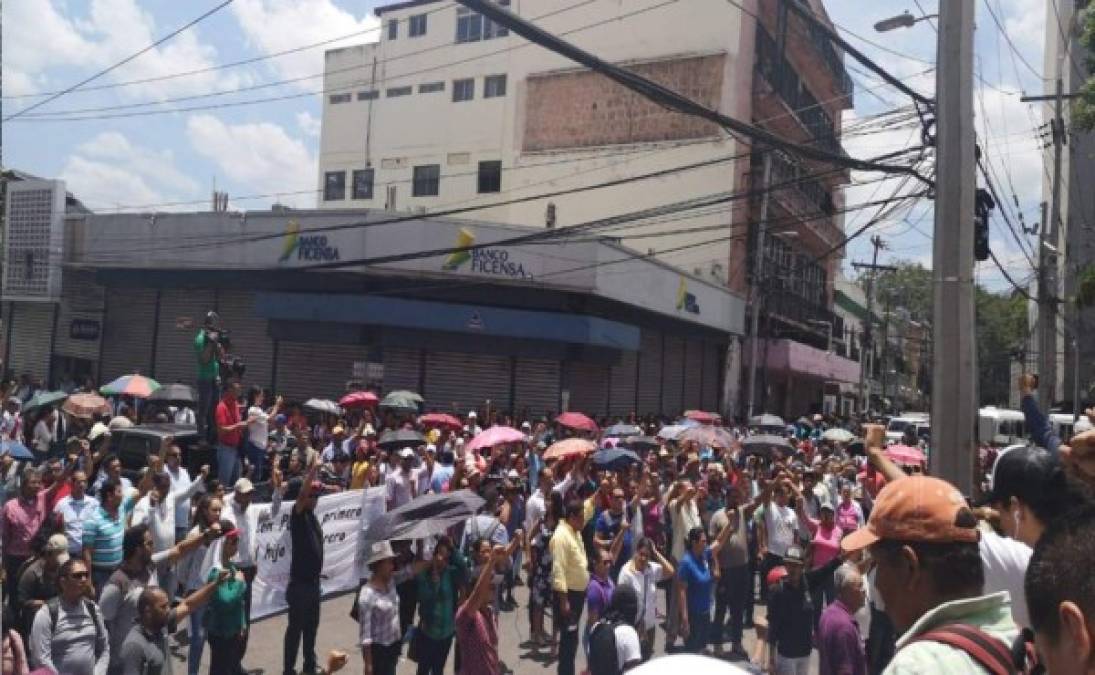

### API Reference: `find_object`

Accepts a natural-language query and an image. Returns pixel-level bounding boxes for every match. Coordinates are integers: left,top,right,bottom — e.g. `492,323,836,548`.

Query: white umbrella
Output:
656,424,690,441
822,428,855,443
304,398,342,415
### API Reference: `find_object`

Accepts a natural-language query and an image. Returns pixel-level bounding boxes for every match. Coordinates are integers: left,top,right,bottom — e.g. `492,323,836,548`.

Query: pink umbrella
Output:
419,413,462,431
555,411,599,434
885,444,926,466
466,426,526,452
339,391,379,408
684,410,721,424
544,437,598,461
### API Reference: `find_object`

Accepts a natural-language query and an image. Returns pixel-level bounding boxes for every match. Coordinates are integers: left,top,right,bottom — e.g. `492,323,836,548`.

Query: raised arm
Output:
294,458,320,514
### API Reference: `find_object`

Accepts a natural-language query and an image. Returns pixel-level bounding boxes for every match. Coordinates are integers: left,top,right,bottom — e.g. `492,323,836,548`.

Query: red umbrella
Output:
339,391,379,408
555,411,599,433
544,438,597,461
684,410,721,424
885,444,926,466
419,413,462,431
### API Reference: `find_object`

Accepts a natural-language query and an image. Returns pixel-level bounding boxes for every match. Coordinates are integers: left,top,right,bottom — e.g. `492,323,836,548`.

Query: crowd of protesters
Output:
2,318,1095,675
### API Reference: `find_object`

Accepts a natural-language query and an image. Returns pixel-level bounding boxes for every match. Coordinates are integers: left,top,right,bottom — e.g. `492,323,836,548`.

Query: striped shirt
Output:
82,495,135,570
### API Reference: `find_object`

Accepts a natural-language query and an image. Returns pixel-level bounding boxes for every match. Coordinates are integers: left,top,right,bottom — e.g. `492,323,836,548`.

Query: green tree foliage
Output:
1073,9,1095,130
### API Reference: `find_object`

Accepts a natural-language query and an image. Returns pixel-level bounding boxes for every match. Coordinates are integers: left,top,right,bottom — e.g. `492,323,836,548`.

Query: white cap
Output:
1075,416,1093,434
520,421,531,429
365,540,396,566
425,444,437,454
468,411,478,419
399,447,415,459
88,422,111,441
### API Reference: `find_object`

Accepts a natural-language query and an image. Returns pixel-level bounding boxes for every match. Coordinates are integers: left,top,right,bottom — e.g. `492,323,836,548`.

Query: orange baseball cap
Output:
841,476,979,552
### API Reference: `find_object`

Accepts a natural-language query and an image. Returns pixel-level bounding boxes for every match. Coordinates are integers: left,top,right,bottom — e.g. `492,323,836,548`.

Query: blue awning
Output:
254,292,640,351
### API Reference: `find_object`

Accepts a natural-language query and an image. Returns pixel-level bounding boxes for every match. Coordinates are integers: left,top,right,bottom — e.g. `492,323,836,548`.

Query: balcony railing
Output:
789,0,855,102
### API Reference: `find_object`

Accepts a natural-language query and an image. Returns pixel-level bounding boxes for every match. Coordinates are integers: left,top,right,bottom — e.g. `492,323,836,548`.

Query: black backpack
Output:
587,618,622,675
46,597,105,659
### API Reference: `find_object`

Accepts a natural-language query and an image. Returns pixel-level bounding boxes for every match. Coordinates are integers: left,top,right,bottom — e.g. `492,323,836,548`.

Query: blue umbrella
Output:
604,423,642,438
2,441,33,460
593,447,642,472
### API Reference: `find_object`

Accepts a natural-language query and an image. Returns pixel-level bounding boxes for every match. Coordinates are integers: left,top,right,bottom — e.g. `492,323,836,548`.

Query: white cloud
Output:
230,0,380,90
60,131,200,209
4,0,244,103
186,114,316,206
296,111,322,137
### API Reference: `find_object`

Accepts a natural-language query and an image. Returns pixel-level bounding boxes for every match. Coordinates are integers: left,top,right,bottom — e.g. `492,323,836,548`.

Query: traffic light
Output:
974,187,995,262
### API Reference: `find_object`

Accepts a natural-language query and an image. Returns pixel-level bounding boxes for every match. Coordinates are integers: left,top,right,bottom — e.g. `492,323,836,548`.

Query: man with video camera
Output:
194,312,224,442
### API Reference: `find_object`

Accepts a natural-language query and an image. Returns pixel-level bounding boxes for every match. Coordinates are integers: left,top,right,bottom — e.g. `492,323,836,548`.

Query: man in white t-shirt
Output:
759,481,800,596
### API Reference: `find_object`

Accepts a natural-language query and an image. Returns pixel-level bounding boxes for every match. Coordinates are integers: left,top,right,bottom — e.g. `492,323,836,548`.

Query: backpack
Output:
463,515,501,559
911,623,1040,675
587,618,622,675
46,597,105,659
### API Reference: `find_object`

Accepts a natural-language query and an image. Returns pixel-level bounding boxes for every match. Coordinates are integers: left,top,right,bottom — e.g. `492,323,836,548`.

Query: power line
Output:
4,0,237,121
981,0,1048,82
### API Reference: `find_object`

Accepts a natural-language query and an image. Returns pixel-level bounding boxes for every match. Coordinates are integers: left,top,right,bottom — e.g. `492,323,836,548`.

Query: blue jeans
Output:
188,602,207,675
244,441,266,481
216,445,240,486
197,379,218,442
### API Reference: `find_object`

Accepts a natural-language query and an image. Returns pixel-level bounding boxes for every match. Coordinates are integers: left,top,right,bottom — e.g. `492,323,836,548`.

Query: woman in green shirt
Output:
414,536,466,675
205,520,248,675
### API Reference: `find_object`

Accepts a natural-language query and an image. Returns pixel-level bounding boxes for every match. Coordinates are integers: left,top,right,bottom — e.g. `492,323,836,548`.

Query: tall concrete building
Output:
317,0,858,417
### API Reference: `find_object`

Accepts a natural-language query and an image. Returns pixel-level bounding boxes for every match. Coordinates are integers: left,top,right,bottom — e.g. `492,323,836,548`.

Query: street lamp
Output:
873,10,938,32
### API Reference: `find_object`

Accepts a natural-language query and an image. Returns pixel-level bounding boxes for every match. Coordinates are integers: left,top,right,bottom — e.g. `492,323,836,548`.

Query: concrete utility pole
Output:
746,152,774,420
852,237,894,415
930,0,977,494
1039,77,1064,412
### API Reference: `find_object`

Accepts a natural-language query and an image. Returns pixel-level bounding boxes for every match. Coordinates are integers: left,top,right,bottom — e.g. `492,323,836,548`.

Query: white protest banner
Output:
249,487,385,620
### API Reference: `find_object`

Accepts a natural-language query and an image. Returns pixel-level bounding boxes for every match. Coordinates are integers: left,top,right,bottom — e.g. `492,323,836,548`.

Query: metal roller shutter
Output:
276,341,368,402
217,291,275,390
154,289,215,386
101,288,157,381
382,346,421,394
566,360,608,418
53,270,104,363
608,351,638,419
636,330,662,416
514,358,560,420
662,335,685,416
8,302,55,382
424,351,511,415
702,341,722,410
683,339,704,411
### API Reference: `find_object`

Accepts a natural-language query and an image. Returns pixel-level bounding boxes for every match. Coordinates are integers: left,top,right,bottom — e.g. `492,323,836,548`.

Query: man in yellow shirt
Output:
550,500,589,675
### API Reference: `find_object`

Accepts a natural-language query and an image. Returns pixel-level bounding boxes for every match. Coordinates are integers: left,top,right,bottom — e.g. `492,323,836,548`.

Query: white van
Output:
978,406,1026,447
886,413,930,444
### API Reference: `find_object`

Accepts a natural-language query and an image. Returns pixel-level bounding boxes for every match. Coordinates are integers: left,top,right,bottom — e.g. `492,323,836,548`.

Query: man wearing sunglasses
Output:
28,557,109,675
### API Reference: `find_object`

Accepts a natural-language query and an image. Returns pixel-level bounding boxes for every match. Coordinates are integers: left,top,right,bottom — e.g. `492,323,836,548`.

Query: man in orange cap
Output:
841,475,1019,674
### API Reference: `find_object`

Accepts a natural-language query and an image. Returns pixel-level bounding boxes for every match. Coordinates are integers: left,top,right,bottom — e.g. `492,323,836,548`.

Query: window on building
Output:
409,13,427,37
324,171,346,201
328,93,352,104
352,169,374,200
388,18,398,40
386,86,412,97
418,81,445,94
484,74,507,98
357,90,379,100
452,78,475,102
413,164,441,197
477,161,502,193
455,0,510,43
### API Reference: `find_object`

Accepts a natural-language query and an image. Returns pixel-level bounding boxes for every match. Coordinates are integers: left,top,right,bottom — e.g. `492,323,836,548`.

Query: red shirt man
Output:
215,381,243,449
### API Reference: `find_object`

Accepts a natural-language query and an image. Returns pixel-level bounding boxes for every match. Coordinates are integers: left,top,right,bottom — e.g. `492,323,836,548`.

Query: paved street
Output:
191,582,800,674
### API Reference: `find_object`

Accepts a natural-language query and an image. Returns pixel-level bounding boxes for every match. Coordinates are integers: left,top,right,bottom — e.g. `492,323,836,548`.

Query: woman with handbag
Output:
412,536,465,675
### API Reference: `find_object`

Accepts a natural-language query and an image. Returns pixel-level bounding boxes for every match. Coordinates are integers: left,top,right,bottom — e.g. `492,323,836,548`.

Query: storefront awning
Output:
254,292,640,351
744,338,860,383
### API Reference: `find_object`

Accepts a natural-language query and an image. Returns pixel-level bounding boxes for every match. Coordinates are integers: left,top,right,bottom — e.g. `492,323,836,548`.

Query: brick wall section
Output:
523,54,726,151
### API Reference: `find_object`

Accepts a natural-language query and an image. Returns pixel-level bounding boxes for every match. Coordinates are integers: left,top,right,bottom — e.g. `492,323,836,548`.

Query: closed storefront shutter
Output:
702,341,722,411
636,330,662,416
53,270,104,365
382,346,422,394
608,351,638,419
424,351,511,415
8,302,56,382
154,289,215,386
662,335,685,416
217,291,275,390
682,339,704,411
514,358,560,420
566,361,608,418
101,288,157,381
275,341,368,402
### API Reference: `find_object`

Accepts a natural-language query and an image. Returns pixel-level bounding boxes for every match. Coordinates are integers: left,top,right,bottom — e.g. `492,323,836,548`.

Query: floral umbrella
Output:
62,393,111,419
544,437,597,461
101,374,161,399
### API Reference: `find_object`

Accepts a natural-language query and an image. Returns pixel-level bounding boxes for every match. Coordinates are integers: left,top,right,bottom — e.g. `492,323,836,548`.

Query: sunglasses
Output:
66,571,90,580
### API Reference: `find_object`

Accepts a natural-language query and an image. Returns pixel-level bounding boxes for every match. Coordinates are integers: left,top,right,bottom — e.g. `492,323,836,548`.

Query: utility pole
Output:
931,0,977,493
1039,77,1064,412
852,237,895,416
746,151,773,420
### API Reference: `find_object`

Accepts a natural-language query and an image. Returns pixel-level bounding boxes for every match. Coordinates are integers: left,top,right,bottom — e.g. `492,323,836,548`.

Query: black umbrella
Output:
377,428,426,450
620,435,660,451
147,383,196,404
363,490,485,542
741,434,794,459
593,447,642,472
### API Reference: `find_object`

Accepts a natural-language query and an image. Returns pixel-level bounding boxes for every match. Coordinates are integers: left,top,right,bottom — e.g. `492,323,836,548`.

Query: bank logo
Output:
277,220,340,263
442,228,475,270
677,277,700,314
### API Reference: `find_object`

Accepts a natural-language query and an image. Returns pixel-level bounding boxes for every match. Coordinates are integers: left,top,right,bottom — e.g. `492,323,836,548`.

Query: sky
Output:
0,0,1057,292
